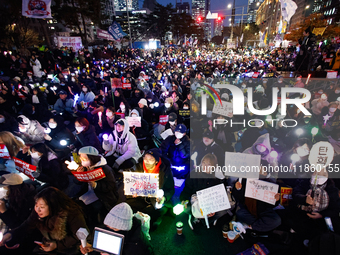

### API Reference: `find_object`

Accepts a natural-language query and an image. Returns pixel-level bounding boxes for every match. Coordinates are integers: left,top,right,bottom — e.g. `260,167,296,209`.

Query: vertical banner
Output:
22,0,52,19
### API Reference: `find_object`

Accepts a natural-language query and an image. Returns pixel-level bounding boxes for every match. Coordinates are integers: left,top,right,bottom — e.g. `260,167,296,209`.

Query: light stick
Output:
323,114,331,125
73,94,79,107
76,228,89,255
98,111,102,122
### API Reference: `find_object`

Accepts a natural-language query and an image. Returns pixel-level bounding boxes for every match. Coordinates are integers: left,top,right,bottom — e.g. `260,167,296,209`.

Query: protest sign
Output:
13,157,36,181
280,187,293,206
326,71,338,79
160,128,173,140
224,152,260,179
0,144,11,159
122,83,131,89
123,172,159,197
196,184,231,216
308,141,334,168
159,115,169,125
245,179,279,205
179,110,190,117
212,100,233,118
111,78,122,89
72,168,106,182
126,117,141,127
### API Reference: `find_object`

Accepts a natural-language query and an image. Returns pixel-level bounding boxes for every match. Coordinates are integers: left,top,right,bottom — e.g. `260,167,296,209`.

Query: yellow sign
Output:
313,27,327,36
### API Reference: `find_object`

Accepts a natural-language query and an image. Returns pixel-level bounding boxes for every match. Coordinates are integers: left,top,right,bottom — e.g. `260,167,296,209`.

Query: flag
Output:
108,22,127,41
222,38,225,44
264,31,268,45
240,33,244,42
280,0,297,22
177,40,181,45
22,0,52,19
193,39,198,45
278,19,283,34
188,36,193,46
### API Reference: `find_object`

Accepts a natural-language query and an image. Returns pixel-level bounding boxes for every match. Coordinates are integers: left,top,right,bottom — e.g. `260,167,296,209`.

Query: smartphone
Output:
48,74,53,79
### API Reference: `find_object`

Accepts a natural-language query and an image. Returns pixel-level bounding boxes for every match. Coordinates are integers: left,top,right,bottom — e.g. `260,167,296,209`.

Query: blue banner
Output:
108,22,127,40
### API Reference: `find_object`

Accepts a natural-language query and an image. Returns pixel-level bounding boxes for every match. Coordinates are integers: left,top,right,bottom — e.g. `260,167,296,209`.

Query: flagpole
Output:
126,0,132,48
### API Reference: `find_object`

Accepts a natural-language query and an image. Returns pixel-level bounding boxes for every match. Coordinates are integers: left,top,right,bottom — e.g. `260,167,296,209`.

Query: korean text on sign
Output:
245,179,279,205
13,157,36,181
72,168,106,182
123,172,159,197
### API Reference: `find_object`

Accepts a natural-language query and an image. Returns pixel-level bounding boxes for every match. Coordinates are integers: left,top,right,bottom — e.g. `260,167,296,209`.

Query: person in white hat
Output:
79,203,152,255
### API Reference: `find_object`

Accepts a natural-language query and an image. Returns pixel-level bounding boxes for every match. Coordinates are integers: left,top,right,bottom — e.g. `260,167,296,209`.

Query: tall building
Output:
192,0,211,40
102,0,115,25
313,0,340,25
247,0,264,23
143,0,157,12
290,0,310,27
115,0,139,12
214,19,223,36
176,1,190,14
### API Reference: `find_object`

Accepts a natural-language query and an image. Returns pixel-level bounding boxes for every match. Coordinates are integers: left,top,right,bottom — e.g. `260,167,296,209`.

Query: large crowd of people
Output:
0,37,339,255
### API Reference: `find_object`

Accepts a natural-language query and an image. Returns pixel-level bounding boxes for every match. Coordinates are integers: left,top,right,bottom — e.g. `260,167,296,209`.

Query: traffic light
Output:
217,16,222,22
197,16,202,22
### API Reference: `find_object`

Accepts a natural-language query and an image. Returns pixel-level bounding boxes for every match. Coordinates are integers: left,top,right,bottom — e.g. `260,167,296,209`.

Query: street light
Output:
305,5,310,9
256,2,260,6
228,4,232,8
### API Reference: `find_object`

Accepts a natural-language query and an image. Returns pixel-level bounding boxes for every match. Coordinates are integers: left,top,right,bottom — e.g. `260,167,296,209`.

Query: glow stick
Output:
73,94,79,107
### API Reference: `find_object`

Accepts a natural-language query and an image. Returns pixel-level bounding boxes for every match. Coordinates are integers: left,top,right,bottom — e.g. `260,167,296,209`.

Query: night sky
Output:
140,0,250,26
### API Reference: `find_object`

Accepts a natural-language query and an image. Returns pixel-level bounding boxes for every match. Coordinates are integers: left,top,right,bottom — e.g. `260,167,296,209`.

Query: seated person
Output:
0,111,19,133
97,106,121,135
44,115,75,159
53,90,75,115
15,115,45,144
103,119,141,172
129,109,150,150
77,146,119,226
289,169,340,241
16,143,69,190
180,153,233,228
0,187,88,254
233,165,281,233
160,124,190,178
126,148,174,226
80,203,152,255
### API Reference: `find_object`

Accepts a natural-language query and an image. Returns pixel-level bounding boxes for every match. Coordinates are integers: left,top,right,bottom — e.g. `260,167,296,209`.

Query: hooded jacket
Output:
102,119,142,166
19,118,45,144
243,133,278,166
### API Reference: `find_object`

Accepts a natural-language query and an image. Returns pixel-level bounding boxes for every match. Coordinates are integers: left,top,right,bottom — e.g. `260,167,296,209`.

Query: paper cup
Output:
222,230,229,238
176,221,183,235
227,231,236,243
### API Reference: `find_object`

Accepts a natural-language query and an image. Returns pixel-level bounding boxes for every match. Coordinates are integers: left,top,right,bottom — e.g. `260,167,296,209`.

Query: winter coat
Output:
54,98,75,114
160,134,190,166
8,208,88,252
194,141,225,167
79,91,95,103
102,119,142,166
75,125,102,153
30,58,42,78
16,151,69,190
134,156,175,206
78,157,119,211
19,120,45,144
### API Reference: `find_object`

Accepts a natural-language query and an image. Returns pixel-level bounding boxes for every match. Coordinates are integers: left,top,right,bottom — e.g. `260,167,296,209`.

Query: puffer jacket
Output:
102,119,142,166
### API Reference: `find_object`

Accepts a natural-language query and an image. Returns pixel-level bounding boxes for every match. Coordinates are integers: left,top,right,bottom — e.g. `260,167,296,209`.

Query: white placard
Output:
126,117,141,127
57,37,83,51
245,179,279,205
224,152,261,179
22,0,52,19
308,141,334,168
212,100,233,118
196,184,231,216
123,172,159,197
327,71,338,79
160,128,173,140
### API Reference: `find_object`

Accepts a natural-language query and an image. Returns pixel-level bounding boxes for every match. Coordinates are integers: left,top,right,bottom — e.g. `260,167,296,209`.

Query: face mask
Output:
310,175,328,185
183,107,189,110
256,145,266,153
165,103,170,108
71,78,75,82
175,132,184,139
31,152,41,159
82,88,88,92
148,99,152,102
106,112,113,117
120,105,125,110
19,126,27,132
169,121,176,125
81,160,91,167
0,117,5,123
76,126,84,133
296,147,309,157
49,122,57,129
297,77,301,81
0,188,8,200
329,108,337,113
335,90,340,94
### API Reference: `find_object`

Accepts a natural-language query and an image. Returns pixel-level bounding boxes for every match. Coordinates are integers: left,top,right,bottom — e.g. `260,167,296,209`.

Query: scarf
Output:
301,183,329,212
143,158,162,174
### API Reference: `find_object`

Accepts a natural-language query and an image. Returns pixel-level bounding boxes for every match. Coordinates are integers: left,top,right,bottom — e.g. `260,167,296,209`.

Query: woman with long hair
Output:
0,187,88,254
72,117,102,152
